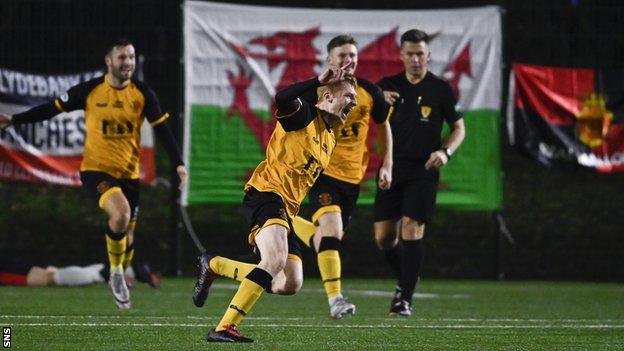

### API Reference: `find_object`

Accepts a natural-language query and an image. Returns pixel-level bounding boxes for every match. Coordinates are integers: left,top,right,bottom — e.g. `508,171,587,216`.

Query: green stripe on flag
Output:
188,106,502,211
187,104,265,205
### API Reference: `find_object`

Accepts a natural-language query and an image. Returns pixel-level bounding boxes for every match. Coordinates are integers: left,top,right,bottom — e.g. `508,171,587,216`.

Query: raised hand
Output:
318,62,354,85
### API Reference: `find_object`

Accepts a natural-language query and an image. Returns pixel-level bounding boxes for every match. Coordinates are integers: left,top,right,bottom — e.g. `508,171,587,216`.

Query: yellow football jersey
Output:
322,78,388,184
246,112,336,219
54,74,168,179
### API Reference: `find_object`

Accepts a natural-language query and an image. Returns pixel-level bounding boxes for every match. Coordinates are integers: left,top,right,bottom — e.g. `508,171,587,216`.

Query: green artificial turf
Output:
1,278,622,350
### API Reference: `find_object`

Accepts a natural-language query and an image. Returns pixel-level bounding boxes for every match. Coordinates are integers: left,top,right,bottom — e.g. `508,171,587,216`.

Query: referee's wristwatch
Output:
442,147,453,160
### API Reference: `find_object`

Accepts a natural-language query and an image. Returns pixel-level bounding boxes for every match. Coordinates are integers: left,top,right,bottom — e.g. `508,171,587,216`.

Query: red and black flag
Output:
508,63,624,172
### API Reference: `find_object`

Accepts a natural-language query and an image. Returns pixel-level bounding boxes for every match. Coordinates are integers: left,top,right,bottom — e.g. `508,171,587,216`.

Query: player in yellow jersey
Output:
291,35,393,319
192,65,356,343
0,38,188,309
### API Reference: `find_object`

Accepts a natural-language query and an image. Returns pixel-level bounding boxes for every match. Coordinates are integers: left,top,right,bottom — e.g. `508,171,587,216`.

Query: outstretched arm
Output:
0,102,61,129
2,80,92,130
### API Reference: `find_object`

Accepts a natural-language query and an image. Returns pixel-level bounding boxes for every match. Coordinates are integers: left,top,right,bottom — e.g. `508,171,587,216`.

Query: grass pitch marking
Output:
3,321,624,330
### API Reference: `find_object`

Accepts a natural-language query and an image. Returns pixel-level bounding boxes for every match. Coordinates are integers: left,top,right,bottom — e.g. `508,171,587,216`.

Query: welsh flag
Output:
183,1,503,211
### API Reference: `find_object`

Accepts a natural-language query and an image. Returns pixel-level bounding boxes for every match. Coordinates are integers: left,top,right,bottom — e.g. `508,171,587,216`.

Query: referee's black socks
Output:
382,241,403,278
399,239,424,304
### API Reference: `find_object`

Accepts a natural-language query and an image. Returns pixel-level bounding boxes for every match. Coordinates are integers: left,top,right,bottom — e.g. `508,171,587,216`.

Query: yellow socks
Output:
121,221,136,270
105,227,126,270
317,237,342,298
292,216,316,248
209,256,256,282
216,268,272,331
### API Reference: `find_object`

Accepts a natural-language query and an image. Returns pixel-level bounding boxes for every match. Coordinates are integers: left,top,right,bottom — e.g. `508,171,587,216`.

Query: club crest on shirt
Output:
131,100,141,112
96,181,111,194
357,105,369,117
421,105,432,118
318,193,333,206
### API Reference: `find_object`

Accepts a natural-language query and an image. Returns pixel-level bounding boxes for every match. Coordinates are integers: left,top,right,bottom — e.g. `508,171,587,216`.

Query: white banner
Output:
0,68,156,186
184,1,501,111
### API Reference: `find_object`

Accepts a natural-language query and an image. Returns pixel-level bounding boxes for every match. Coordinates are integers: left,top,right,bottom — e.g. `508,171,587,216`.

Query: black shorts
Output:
80,171,140,221
308,173,360,227
374,162,439,224
242,187,302,259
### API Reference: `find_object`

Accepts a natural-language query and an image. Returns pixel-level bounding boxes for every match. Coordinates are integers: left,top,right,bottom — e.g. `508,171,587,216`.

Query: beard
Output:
111,66,134,82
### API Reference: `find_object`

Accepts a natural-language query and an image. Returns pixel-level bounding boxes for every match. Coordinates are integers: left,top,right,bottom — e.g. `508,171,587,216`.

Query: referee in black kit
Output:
374,29,465,316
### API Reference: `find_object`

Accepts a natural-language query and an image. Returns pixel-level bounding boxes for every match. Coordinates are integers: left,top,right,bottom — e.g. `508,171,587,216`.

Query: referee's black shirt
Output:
378,71,461,165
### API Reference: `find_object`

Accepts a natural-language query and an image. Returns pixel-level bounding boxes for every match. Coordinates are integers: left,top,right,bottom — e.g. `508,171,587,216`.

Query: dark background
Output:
0,0,622,281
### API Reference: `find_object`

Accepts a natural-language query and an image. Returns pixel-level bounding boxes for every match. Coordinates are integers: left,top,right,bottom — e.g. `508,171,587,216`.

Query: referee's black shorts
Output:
374,162,439,224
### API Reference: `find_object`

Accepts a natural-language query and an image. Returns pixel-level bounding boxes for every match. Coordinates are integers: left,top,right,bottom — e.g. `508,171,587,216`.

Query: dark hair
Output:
400,29,429,46
326,35,358,53
105,38,134,56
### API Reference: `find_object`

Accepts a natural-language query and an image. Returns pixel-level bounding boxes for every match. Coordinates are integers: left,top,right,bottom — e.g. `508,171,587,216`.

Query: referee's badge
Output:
421,105,432,118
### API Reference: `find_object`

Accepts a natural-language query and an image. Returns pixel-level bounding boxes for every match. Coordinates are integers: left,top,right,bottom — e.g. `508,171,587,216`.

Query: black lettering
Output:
76,117,85,146
47,119,60,149
62,118,73,147
32,122,44,148
102,120,110,135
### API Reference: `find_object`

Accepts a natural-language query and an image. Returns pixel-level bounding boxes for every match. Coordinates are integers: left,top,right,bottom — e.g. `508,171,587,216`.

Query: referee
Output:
374,29,465,316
